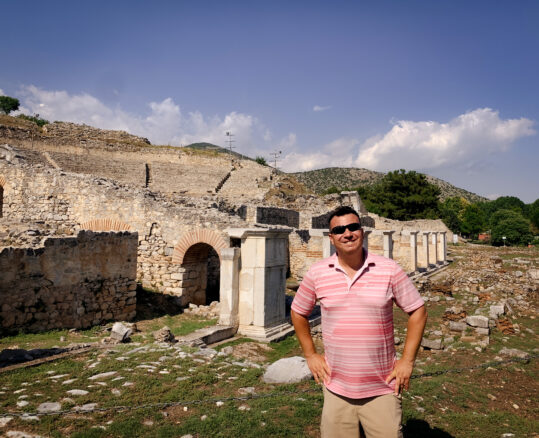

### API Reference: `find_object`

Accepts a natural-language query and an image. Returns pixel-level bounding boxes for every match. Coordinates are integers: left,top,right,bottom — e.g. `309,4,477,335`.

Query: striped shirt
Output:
291,251,424,399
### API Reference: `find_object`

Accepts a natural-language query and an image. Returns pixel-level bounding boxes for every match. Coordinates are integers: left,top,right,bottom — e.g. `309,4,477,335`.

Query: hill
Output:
291,167,488,203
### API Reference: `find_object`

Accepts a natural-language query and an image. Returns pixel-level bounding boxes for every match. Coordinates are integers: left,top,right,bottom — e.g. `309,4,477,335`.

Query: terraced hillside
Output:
292,167,487,203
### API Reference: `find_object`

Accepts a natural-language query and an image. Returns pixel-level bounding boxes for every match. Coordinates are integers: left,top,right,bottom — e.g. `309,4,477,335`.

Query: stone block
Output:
466,315,489,328
421,338,443,350
475,327,490,336
449,321,467,332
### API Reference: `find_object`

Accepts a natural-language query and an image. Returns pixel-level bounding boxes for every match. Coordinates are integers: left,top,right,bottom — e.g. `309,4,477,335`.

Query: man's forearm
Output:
291,309,317,357
401,305,427,363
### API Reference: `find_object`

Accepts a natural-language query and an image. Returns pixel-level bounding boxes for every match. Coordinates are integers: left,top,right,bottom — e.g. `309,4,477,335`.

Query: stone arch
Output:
172,229,228,305
0,175,5,218
79,218,133,232
172,229,227,264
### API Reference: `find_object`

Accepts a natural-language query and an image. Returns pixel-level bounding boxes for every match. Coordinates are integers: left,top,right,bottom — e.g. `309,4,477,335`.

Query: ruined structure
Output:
0,116,450,338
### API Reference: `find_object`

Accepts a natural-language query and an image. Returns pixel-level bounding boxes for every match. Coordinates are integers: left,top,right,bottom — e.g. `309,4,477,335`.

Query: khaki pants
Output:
321,387,403,438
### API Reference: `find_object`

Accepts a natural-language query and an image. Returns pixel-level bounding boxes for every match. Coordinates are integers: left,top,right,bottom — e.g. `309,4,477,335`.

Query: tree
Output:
529,198,539,232
358,170,440,221
0,96,20,115
490,209,533,246
255,156,267,166
439,196,469,234
460,204,486,239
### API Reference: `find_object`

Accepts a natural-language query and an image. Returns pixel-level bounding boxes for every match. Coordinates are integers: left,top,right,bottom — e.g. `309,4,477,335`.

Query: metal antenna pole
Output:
269,150,282,170
225,132,235,156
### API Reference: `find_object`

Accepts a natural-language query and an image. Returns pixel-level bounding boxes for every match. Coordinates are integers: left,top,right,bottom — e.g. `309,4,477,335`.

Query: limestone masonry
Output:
0,116,451,337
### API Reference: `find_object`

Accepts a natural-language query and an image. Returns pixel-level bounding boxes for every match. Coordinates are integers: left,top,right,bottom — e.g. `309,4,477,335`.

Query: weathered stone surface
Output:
499,348,529,359
153,326,176,343
466,315,489,328
37,402,61,413
262,356,312,383
449,321,468,332
421,338,443,350
110,322,132,342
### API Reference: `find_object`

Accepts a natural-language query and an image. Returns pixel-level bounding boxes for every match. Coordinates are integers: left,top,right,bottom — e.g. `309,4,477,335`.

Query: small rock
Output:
66,389,89,396
153,327,176,343
201,414,207,421
499,348,529,359
262,357,312,384
110,322,132,342
88,371,117,381
449,321,467,332
16,401,29,408
6,432,43,438
487,393,497,401
0,416,13,427
74,403,98,412
512,403,519,409
216,401,224,407
421,338,443,350
37,402,61,413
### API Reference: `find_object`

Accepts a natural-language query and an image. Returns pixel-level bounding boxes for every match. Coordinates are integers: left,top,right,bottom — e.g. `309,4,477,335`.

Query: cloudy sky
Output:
1,1,538,202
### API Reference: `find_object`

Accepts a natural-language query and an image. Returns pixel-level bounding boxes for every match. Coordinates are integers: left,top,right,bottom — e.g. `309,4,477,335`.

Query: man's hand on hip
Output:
306,353,331,385
385,358,414,395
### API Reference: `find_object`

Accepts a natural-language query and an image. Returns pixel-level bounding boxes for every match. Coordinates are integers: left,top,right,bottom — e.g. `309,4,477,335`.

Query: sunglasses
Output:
330,223,362,235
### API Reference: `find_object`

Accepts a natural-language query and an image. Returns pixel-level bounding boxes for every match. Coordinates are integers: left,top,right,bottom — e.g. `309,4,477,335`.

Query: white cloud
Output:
17,85,269,150
313,105,331,112
0,89,5,96
355,108,535,171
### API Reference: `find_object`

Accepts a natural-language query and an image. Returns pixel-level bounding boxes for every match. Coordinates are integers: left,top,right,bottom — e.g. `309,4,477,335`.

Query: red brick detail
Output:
172,229,228,264
80,218,133,232
0,176,6,187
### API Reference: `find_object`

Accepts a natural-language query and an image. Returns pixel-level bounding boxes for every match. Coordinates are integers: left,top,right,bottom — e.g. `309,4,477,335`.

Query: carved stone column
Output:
383,230,395,259
218,247,241,327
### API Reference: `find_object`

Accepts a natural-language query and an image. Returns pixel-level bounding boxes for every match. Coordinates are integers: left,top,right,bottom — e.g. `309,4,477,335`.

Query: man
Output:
291,206,427,438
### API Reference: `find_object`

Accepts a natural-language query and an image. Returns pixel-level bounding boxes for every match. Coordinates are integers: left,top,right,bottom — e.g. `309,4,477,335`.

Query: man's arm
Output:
291,309,331,384
385,305,427,394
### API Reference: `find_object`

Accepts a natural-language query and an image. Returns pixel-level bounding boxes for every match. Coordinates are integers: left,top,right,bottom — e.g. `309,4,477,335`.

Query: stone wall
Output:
256,206,300,228
0,230,137,334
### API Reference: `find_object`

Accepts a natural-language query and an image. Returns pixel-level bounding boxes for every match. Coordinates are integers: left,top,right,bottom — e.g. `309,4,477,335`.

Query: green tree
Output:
490,209,533,246
255,156,267,166
439,196,469,234
358,169,440,221
482,196,527,217
460,204,486,239
529,198,539,232
0,96,20,115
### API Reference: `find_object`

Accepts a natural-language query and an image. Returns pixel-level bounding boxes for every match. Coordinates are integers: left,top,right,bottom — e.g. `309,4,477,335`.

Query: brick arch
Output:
172,229,228,264
0,176,6,187
79,218,133,232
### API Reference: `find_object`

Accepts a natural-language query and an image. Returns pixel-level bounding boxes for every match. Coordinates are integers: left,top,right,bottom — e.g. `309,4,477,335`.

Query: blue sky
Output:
1,0,538,202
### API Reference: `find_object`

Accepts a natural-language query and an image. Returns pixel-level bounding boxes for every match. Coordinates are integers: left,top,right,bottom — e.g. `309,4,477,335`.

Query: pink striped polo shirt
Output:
291,251,424,399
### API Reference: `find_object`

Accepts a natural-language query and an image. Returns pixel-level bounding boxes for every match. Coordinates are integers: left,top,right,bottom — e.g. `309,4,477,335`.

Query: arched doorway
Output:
182,242,220,305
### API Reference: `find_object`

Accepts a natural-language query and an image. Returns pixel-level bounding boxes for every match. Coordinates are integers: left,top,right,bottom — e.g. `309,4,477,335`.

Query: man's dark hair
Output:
328,206,361,227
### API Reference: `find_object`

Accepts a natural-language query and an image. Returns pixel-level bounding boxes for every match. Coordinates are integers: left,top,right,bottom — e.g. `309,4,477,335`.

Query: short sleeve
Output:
291,268,317,316
391,263,424,313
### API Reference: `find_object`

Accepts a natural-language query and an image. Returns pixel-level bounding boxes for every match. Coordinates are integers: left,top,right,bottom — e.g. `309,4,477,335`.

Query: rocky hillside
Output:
291,167,487,203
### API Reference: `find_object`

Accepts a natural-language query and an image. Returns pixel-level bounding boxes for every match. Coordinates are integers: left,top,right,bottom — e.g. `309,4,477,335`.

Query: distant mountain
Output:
291,167,487,203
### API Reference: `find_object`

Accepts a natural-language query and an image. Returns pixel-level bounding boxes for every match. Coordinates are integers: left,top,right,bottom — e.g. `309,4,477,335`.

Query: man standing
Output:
291,206,427,438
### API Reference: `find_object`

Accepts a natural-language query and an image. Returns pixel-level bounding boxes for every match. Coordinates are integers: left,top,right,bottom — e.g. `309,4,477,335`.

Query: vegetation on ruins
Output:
357,169,441,220
255,156,268,166
0,95,20,115
16,113,49,127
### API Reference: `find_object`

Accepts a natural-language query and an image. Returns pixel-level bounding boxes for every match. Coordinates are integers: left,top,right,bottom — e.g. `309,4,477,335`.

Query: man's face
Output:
329,213,364,257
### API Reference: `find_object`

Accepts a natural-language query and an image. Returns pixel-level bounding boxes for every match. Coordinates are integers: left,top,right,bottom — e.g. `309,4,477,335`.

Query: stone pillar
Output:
438,232,447,264
363,228,372,252
226,227,292,341
409,231,419,272
383,231,395,259
431,232,439,265
310,229,332,257
340,191,368,214
422,232,430,269
218,247,241,327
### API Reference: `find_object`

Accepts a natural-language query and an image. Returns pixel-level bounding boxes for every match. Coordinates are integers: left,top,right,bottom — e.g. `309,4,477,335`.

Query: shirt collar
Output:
327,249,375,271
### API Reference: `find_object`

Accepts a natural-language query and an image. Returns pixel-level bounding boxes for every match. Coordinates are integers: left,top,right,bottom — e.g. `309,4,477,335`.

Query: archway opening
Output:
182,243,220,305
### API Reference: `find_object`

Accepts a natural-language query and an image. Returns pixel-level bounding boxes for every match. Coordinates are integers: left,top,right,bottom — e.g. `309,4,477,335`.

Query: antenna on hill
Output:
225,132,236,156
270,150,282,170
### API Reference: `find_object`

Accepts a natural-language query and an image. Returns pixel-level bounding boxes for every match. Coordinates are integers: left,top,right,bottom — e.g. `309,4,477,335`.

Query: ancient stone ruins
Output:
0,116,451,339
